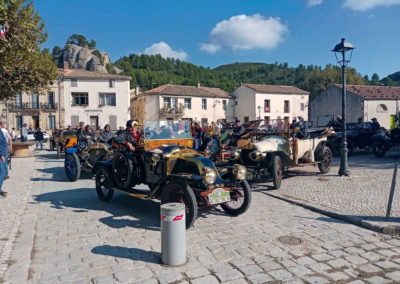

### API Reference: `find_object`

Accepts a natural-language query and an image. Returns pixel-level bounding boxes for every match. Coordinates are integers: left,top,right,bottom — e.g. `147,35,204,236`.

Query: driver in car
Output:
113,120,141,152
221,119,245,148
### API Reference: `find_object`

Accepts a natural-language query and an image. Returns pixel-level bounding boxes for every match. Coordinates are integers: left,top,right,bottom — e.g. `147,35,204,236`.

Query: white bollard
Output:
160,203,186,266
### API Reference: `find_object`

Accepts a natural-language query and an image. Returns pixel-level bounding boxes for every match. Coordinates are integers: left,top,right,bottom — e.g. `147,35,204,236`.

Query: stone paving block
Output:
268,269,294,281
327,258,351,268
238,264,262,276
375,260,400,269
190,275,219,284
90,274,114,284
358,263,382,274
360,243,378,251
246,273,273,284
385,271,400,282
220,279,248,284
375,242,393,249
347,281,366,284
361,251,383,262
377,249,398,258
230,257,254,267
345,255,369,266
158,270,183,284
210,262,233,273
252,255,274,264
364,275,391,284
311,253,334,262
308,262,331,274
344,246,365,254
185,267,210,279
216,269,243,282
287,265,313,277
259,260,283,271
328,249,348,258
324,271,350,281
302,275,330,284
296,256,316,266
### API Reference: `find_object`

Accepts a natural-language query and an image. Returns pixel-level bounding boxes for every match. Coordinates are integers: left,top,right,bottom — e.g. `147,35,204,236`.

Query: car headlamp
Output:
233,164,247,180
151,153,161,162
203,167,217,184
93,134,101,142
229,151,240,160
249,150,263,161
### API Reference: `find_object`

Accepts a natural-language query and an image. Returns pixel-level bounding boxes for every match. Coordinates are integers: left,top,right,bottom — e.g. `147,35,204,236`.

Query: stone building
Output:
1,63,131,131
231,83,309,124
309,84,400,129
130,84,235,126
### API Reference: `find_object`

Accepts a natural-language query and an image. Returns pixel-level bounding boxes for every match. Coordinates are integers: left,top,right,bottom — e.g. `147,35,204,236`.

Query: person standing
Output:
34,128,44,150
11,128,16,141
0,119,11,180
0,126,8,197
21,123,28,142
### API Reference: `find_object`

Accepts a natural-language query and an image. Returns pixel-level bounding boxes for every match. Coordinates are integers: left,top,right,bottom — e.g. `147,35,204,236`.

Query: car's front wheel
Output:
64,153,81,181
372,139,387,158
161,182,198,229
271,155,282,189
220,174,251,216
318,146,332,174
96,166,114,201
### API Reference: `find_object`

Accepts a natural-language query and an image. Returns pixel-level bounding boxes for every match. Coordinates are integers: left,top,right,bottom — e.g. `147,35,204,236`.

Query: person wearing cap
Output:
77,121,86,142
371,118,380,131
113,120,141,151
66,124,73,131
221,119,245,147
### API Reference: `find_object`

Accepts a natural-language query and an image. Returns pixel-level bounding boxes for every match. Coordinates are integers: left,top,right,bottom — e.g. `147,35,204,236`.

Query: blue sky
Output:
35,0,400,78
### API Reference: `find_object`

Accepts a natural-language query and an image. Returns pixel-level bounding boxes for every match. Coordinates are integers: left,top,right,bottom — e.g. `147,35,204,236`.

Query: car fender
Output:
372,133,390,145
92,160,112,176
314,140,328,158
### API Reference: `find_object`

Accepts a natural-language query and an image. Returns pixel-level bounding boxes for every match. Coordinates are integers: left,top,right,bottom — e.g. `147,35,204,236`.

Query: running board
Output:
112,187,149,200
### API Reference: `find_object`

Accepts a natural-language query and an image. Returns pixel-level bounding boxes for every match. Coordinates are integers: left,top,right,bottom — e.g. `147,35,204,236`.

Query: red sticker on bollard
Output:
161,214,185,222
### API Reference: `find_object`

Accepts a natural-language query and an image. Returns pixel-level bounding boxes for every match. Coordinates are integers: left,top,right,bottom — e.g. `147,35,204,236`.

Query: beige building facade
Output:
1,64,131,132
131,84,235,126
231,83,309,124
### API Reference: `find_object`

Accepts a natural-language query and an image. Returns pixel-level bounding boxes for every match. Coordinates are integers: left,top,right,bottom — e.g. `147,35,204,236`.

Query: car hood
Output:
252,136,289,153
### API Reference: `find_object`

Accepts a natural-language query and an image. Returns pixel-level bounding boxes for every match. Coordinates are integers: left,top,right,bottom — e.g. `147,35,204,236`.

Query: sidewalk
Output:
0,155,42,281
255,151,400,236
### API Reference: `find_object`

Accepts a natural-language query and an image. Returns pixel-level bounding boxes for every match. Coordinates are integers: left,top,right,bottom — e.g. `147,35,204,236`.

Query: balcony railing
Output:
159,108,185,116
8,102,58,111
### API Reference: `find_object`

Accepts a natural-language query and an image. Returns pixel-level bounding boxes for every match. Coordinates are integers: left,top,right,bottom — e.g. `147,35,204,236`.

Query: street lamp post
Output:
257,105,262,120
332,38,354,176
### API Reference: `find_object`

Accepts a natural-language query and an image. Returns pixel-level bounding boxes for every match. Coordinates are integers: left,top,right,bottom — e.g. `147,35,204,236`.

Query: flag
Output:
0,25,7,37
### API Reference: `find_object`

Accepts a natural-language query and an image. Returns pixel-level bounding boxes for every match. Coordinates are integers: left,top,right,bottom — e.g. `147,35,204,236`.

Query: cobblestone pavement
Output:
254,151,400,230
2,152,400,283
0,155,41,280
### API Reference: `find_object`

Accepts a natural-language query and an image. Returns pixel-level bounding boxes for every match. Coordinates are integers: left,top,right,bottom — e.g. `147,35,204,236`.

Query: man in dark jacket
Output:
0,128,7,197
34,128,44,150
371,118,381,131
222,120,245,147
76,122,86,143
113,120,140,151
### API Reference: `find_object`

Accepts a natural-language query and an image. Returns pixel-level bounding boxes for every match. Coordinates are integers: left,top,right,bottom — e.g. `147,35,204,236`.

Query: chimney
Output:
197,82,201,88
63,62,69,70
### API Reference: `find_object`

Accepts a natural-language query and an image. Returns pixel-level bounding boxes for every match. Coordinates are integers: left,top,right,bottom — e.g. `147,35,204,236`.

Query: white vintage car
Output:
229,121,333,189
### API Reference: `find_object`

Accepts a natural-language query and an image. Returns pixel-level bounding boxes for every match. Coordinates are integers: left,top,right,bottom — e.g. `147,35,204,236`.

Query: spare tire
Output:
112,152,134,189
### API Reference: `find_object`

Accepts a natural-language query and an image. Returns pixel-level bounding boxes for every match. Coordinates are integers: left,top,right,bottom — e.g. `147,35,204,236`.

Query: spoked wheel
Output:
57,145,61,159
96,166,114,201
318,146,332,174
112,152,134,189
64,153,81,181
161,182,198,229
372,140,387,158
271,155,282,189
220,174,251,216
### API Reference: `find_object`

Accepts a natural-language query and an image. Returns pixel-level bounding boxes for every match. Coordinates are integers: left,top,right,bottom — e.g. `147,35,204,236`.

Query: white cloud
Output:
200,14,288,53
199,43,221,54
343,0,400,11
308,0,323,6
143,42,187,60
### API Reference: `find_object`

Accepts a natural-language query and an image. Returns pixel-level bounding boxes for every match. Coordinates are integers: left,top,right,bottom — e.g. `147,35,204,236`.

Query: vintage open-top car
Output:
50,130,77,159
64,131,112,181
227,119,333,189
94,120,252,229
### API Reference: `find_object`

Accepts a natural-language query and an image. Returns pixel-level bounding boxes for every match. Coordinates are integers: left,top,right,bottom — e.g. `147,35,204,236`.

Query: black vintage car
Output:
372,127,400,157
93,120,252,229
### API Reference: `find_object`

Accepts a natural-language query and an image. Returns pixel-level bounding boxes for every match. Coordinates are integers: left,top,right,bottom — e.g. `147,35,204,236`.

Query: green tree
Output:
0,0,58,100
66,34,89,47
51,45,61,63
371,73,380,85
88,39,96,49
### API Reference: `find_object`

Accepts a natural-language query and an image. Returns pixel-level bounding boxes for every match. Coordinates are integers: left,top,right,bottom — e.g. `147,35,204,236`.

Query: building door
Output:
71,115,79,128
201,118,208,128
32,116,39,129
244,116,249,123
90,116,98,129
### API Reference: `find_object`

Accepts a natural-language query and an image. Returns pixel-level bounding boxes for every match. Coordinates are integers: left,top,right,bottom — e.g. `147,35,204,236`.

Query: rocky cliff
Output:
56,44,110,73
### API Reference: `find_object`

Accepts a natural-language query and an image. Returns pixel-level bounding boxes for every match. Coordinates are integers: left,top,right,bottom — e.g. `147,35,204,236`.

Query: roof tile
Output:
243,83,309,95
334,84,400,100
142,84,230,98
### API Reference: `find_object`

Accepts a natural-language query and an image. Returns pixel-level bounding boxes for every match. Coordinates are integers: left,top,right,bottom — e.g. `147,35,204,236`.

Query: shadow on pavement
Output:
33,188,161,231
32,167,94,182
91,245,160,264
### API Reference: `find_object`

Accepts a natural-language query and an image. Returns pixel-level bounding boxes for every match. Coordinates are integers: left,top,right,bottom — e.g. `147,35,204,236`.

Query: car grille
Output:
240,149,260,167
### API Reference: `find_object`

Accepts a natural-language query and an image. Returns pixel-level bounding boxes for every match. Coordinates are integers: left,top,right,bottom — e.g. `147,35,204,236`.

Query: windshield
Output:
258,119,290,133
317,115,334,127
144,120,192,140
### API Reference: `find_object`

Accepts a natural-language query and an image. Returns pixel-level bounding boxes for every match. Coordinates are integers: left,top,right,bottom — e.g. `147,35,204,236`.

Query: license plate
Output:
208,188,230,205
